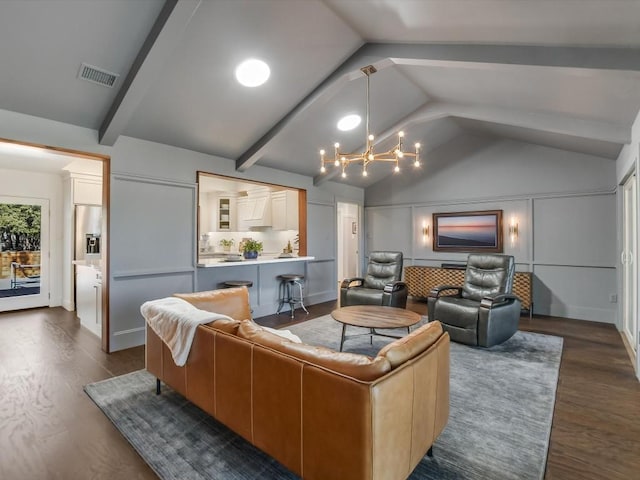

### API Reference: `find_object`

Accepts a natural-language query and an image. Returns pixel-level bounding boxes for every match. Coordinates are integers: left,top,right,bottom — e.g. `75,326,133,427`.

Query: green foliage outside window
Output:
0,204,41,251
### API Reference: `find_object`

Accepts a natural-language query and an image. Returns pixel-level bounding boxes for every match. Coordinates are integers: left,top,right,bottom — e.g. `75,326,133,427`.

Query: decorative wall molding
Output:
112,267,196,279
365,187,617,211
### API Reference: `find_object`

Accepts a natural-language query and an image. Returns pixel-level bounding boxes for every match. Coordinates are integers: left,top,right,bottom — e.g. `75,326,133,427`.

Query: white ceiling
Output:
324,0,640,47
0,0,639,188
0,142,87,175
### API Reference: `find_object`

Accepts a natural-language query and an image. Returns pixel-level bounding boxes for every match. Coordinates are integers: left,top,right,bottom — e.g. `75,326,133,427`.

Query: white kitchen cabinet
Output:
76,264,101,338
204,193,237,232
199,190,211,232
271,190,299,230
216,196,237,231
237,197,250,231
73,176,102,205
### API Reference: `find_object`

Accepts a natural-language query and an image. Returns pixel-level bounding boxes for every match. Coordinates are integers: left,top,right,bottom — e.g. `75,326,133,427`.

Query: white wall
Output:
0,167,63,307
365,134,618,323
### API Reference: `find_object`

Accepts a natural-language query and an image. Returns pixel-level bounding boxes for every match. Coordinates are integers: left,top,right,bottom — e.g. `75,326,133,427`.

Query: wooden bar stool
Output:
223,280,253,289
276,274,308,318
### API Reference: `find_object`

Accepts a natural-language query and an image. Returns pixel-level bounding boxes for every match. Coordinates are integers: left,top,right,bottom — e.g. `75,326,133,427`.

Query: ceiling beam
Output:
244,42,640,176
383,102,631,145
98,0,201,146
313,100,630,186
371,43,640,72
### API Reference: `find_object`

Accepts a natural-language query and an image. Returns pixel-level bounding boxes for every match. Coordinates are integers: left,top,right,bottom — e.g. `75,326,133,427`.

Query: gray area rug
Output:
290,316,563,479
85,315,562,480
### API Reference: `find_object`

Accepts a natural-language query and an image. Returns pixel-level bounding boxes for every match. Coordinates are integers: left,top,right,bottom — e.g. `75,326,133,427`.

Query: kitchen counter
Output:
72,259,102,269
195,255,316,318
197,255,314,268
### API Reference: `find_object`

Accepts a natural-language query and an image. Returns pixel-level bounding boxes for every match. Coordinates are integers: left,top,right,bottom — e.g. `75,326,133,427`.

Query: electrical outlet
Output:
609,294,618,303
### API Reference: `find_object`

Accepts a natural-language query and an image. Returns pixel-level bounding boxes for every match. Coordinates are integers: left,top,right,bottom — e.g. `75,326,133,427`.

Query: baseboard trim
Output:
110,327,145,352
620,331,637,373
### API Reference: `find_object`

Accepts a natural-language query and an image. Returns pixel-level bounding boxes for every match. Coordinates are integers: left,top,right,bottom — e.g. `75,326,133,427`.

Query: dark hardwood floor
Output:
1,300,638,479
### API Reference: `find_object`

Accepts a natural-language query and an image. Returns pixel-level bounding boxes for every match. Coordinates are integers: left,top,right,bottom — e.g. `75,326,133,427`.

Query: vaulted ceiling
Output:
1,0,639,188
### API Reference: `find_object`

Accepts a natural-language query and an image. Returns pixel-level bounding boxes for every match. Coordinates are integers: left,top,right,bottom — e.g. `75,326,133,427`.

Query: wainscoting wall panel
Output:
364,190,617,323
533,265,617,323
533,194,616,267
109,271,195,351
109,174,197,351
306,201,338,306
365,206,412,254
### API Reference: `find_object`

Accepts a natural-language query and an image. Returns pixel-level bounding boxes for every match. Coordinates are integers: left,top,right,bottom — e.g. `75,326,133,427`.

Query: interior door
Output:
622,172,637,356
337,202,360,282
0,196,50,312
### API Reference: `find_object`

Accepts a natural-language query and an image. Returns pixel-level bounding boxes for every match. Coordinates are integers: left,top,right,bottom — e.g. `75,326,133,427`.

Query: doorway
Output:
622,170,638,363
0,138,110,352
0,196,49,311
337,202,360,282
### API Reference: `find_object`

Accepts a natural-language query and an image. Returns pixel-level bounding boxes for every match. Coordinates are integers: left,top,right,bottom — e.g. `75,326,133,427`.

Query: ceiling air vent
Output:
78,63,119,88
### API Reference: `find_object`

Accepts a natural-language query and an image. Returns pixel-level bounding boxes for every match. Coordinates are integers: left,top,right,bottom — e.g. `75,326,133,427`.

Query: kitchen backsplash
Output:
201,230,298,255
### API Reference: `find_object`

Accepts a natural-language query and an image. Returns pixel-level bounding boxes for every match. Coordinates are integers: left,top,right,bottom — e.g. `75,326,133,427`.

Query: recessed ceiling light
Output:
235,59,270,87
337,114,361,131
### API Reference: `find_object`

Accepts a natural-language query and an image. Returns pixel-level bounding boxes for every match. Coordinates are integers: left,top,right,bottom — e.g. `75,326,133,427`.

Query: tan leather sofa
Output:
146,287,450,480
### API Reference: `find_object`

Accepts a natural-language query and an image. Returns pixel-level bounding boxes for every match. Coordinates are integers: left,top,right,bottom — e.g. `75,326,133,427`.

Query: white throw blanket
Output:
141,297,233,367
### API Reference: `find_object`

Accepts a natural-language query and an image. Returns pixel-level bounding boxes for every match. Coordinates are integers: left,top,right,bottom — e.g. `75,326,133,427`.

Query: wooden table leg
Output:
340,323,347,352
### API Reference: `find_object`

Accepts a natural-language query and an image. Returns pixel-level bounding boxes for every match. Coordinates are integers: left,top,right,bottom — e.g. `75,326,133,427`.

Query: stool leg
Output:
296,280,308,314
276,280,285,314
288,281,295,318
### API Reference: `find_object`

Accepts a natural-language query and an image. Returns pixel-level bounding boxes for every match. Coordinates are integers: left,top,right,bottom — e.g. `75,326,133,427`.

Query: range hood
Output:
238,187,272,228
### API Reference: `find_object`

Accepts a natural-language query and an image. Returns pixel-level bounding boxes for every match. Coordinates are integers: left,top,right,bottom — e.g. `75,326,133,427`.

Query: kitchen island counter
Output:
196,255,316,318
197,255,314,268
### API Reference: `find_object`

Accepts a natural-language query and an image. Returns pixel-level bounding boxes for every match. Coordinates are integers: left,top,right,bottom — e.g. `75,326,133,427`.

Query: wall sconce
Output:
508,217,519,244
422,221,430,243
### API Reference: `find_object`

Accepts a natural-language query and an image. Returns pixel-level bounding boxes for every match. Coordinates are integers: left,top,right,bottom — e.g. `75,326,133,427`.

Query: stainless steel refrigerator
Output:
74,205,102,261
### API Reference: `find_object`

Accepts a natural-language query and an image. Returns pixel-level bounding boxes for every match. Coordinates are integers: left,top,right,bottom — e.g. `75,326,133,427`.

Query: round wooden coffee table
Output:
331,305,421,351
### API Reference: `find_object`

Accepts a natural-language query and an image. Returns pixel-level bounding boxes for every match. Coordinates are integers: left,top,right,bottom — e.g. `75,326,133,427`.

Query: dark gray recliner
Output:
427,254,521,347
340,251,408,308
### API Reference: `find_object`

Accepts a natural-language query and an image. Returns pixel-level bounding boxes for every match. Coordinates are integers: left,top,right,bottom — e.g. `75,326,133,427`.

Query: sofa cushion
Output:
262,325,302,343
279,342,391,381
434,297,479,328
174,287,251,320
207,317,242,335
378,321,444,369
237,320,297,349
343,287,385,306
237,320,391,381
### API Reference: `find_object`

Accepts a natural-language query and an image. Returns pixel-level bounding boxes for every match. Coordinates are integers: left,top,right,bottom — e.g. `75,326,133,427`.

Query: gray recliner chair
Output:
340,251,408,308
427,254,521,347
